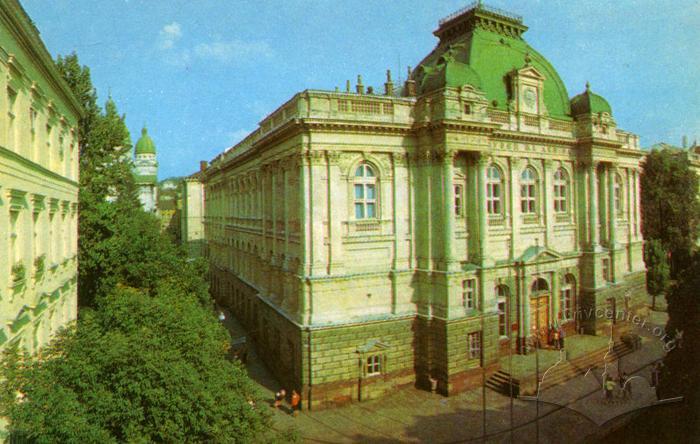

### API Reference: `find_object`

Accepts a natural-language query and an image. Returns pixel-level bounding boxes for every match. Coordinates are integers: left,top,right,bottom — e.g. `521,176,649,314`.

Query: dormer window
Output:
464,104,471,114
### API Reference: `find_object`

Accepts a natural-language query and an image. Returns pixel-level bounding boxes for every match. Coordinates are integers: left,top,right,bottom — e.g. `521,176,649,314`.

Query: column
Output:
509,157,522,260
588,161,599,249
309,151,326,275
327,151,344,274
270,164,277,261
634,169,641,240
543,159,554,248
442,150,456,270
476,154,489,264
607,164,617,250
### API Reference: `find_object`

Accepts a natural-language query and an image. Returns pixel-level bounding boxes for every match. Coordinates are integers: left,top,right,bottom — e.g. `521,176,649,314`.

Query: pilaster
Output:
476,153,489,266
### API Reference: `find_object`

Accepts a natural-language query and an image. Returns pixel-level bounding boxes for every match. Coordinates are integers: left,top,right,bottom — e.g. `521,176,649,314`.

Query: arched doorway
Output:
530,278,549,341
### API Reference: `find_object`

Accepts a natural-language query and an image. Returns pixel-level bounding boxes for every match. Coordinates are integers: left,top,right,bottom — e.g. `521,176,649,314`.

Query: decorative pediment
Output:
517,245,563,264
515,65,546,81
356,339,389,354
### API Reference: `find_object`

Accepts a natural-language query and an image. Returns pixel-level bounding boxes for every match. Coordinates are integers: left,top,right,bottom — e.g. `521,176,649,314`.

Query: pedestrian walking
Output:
291,390,301,416
558,325,565,349
604,375,614,400
618,372,627,398
273,389,286,409
553,329,560,350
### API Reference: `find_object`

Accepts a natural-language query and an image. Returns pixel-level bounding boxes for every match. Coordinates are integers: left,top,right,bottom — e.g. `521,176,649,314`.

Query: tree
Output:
56,54,140,307
1,285,271,443
641,149,700,276
643,239,670,310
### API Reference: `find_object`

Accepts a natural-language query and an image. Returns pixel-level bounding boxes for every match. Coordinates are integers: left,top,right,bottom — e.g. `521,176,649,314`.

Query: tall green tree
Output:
641,148,700,276
1,284,271,443
643,239,670,310
56,54,140,306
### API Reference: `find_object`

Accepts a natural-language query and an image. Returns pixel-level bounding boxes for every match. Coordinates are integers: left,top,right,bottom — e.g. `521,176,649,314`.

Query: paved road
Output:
218,304,667,443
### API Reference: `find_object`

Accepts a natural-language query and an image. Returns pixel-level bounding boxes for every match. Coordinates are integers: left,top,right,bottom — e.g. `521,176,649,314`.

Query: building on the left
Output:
0,0,82,354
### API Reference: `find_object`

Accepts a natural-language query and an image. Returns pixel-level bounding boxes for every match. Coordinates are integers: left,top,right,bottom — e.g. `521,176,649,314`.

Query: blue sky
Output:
22,0,700,179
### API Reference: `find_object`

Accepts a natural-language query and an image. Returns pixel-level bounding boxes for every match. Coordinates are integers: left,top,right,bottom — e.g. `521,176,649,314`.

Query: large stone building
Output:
133,126,158,212
202,3,646,408
180,166,205,257
0,0,81,353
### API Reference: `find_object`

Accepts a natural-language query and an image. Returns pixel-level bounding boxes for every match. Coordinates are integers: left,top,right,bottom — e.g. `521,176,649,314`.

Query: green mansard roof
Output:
412,3,571,119
134,127,156,155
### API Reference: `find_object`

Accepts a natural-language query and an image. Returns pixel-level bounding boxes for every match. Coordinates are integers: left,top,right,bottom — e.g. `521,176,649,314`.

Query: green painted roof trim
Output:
570,84,612,116
413,25,571,118
135,127,156,155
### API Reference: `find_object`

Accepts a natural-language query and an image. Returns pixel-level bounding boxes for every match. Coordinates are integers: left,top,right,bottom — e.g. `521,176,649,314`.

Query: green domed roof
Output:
570,83,612,117
418,49,483,92
412,4,571,119
135,127,156,155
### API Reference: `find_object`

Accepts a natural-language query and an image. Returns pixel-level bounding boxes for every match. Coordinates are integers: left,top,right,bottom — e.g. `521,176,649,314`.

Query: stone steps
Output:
486,341,635,397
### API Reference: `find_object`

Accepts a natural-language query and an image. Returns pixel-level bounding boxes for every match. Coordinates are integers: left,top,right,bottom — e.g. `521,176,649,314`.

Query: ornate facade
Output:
202,4,646,408
0,0,81,353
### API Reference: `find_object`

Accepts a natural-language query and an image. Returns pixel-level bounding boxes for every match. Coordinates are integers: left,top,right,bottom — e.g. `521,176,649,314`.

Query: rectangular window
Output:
602,258,611,282
462,278,477,309
366,354,381,376
454,184,463,216
366,203,376,218
498,301,507,336
355,203,364,219
468,332,481,360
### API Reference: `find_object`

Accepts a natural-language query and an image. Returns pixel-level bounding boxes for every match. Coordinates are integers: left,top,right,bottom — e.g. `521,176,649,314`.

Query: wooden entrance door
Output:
530,295,549,340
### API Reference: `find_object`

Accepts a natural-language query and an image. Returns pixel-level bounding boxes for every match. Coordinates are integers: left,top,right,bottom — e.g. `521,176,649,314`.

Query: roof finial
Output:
585,81,590,92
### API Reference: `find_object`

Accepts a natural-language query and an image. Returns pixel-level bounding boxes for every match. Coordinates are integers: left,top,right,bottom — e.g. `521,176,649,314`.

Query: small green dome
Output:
134,127,156,155
570,83,612,117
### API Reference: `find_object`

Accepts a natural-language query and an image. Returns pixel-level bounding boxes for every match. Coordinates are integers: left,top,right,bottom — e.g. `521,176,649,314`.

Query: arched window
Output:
520,167,537,214
496,285,510,336
486,165,502,215
354,163,377,219
553,168,568,213
614,173,623,215
531,277,549,294
560,274,576,321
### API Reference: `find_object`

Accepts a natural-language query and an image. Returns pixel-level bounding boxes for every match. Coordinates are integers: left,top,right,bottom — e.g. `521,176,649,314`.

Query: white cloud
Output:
194,40,273,63
158,22,182,50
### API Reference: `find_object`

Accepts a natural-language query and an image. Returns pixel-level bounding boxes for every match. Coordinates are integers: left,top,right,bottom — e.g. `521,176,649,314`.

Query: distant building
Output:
202,3,646,408
133,127,158,212
180,166,205,257
157,177,183,237
0,0,82,353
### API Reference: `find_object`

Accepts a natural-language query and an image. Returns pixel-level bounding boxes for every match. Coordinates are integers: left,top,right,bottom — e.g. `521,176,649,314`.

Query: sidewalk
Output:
218,303,667,443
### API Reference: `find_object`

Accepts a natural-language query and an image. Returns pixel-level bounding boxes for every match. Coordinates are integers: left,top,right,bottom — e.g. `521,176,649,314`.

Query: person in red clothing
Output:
290,390,301,416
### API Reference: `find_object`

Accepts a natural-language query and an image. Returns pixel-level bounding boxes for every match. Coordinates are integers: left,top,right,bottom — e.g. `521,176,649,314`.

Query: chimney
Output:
682,135,688,149
404,66,417,97
384,69,394,96
200,160,208,172
356,75,365,95
346,80,351,93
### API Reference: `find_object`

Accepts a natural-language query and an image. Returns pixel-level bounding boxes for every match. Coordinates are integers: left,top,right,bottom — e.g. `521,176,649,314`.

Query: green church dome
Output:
411,4,571,119
135,127,156,155
570,83,613,117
